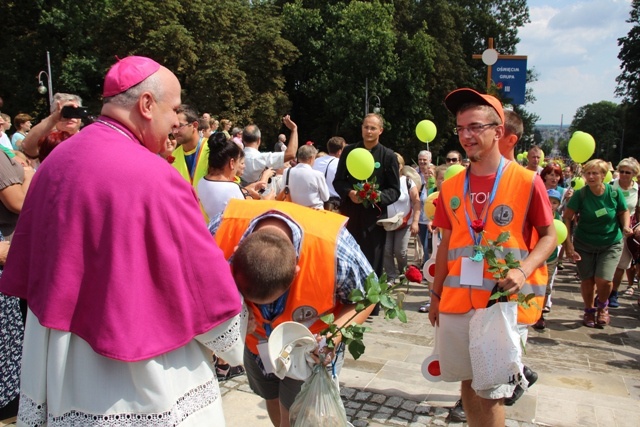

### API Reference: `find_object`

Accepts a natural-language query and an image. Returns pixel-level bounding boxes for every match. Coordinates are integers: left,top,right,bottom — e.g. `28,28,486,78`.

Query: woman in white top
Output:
197,133,247,221
611,157,640,302
383,153,421,281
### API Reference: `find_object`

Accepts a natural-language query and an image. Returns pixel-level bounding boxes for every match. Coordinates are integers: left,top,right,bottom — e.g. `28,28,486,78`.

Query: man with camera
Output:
242,117,298,183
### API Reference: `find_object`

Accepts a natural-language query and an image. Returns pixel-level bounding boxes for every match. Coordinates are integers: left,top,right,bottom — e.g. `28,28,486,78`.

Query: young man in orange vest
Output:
429,88,556,427
211,199,375,427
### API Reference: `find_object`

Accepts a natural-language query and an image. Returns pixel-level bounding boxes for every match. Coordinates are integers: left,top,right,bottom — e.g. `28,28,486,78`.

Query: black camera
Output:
61,105,90,119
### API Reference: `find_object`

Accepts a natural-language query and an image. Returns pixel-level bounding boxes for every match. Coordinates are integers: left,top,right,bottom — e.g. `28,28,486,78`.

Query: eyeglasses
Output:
173,122,192,132
446,157,459,163
453,123,498,136
619,170,634,175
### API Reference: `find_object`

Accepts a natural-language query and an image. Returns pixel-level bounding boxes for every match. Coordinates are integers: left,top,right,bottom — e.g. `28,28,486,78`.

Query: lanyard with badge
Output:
188,137,203,181
459,157,506,287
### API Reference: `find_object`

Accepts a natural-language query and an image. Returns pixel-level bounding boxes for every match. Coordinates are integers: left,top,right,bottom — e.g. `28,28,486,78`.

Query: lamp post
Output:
37,51,53,107
368,95,381,114
364,78,382,115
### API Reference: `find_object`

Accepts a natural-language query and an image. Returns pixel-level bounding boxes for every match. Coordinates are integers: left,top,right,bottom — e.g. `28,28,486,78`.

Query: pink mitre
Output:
103,56,161,98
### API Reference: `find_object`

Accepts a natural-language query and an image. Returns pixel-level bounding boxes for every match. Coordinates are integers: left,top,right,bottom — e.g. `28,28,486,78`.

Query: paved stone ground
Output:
4,258,640,427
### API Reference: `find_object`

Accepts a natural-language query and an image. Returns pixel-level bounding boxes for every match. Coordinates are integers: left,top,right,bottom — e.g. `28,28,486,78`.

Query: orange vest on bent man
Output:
215,199,347,353
439,161,547,325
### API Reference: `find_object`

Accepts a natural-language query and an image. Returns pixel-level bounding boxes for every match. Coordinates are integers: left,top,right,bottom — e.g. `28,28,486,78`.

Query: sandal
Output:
418,302,430,313
596,307,610,326
624,286,636,296
583,308,596,328
216,363,245,381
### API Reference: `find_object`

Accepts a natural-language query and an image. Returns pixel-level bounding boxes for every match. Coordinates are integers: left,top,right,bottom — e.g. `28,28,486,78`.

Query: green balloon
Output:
444,164,465,181
604,170,613,183
554,219,568,245
346,148,375,180
415,120,437,143
516,153,524,161
571,177,585,190
568,131,596,163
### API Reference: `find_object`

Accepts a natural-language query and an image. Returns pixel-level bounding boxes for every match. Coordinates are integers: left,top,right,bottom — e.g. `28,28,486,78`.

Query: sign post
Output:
472,38,528,105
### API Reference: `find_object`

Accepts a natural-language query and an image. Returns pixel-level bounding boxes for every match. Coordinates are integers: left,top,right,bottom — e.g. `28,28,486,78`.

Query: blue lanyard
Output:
259,290,289,337
189,138,203,180
463,157,506,246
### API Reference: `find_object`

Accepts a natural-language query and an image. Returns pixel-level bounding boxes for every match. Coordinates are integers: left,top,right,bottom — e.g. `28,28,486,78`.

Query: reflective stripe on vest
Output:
439,161,547,324
215,199,348,352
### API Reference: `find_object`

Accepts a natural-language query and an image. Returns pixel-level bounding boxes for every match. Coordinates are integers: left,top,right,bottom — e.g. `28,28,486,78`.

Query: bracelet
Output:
514,267,527,280
430,289,441,300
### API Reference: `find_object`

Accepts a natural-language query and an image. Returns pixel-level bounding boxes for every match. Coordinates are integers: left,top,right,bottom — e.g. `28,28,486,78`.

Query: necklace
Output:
95,119,135,143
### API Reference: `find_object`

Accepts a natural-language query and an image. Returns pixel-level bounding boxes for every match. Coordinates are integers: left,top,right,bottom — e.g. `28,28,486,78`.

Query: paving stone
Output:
363,403,379,411
356,410,372,419
341,387,357,399
385,396,404,408
397,410,413,420
414,404,431,414
371,394,387,405
401,400,418,411
379,406,394,414
355,391,373,401
345,408,357,416
386,416,410,426
346,401,363,409
351,420,368,427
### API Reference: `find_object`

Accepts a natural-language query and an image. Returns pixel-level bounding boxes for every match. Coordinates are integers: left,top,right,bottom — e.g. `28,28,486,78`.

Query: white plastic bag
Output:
289,364,349,427
469,301,527,393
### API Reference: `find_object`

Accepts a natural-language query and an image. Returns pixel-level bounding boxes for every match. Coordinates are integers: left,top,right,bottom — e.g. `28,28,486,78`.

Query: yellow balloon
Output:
571,177,585,190
516,153,524,161
604,170,613,183
444,164,465,180
425,191,439,220
568,131,596,163
346,148,375,180
554,219,568,245
415,120,437,143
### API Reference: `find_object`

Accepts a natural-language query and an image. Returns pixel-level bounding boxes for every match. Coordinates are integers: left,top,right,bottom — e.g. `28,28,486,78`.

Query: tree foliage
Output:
569,101,623,163
0,0,536,158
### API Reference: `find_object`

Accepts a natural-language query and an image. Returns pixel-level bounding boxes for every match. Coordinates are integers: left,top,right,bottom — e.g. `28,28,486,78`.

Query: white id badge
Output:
460,257,484,287
257,341,276,375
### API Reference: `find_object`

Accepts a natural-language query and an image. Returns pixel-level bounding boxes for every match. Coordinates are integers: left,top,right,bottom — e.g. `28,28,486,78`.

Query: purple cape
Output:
0,117,241,361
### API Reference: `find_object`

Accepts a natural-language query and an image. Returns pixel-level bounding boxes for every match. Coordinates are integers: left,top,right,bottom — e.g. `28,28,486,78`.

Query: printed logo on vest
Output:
292,306,318,323
492,205,514,226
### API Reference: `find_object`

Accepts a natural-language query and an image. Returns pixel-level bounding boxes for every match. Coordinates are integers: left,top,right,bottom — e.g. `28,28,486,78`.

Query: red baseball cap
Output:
103,56,161,98
444,88,505,124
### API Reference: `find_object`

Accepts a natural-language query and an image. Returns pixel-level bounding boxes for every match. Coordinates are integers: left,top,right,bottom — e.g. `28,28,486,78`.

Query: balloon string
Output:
375,203,382,218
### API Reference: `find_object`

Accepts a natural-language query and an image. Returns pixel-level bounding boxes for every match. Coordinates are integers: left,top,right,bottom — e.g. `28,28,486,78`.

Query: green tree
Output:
569,101,623,163
616,0,640,105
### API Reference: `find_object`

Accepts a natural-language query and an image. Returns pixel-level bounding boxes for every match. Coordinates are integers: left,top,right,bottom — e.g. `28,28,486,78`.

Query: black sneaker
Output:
448,399,466,423
504,366,538,406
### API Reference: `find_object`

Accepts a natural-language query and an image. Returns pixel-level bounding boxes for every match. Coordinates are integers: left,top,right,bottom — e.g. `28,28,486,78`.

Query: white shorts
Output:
438,311,517,400
617,237,634,270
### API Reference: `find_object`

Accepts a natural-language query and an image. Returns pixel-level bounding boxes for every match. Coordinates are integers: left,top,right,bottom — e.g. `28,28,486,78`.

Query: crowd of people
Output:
0,56,638,427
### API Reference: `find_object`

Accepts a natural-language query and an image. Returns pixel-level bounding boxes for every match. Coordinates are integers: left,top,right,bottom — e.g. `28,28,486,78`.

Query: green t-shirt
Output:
567,184,627,246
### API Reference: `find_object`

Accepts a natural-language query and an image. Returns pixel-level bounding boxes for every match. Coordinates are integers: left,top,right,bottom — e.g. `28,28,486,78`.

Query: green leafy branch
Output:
475,231,540,310
319,272,407,360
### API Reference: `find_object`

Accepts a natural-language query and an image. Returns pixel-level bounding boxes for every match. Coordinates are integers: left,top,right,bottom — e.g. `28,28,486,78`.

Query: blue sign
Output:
491,58,527,105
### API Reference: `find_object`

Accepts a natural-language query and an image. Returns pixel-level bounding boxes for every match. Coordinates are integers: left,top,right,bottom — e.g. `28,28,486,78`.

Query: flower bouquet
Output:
354,177,381,208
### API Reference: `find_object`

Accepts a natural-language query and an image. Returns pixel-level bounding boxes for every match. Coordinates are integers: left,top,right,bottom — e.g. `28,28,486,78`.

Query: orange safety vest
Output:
439,161,547,325
215,199,348,353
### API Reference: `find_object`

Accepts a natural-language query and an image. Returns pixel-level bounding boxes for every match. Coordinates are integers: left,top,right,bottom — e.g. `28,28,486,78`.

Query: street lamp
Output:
36,51,53,107
367,95,381,114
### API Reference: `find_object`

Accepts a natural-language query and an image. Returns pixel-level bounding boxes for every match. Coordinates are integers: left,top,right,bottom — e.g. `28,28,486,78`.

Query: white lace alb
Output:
19,379,220,427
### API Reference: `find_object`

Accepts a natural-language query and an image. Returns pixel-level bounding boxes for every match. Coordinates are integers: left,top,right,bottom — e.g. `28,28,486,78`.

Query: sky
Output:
514,0,634,125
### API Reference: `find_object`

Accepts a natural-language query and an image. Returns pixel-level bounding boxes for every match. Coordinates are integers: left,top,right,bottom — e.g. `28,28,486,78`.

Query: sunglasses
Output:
446,158,459,163
619,170,634,175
